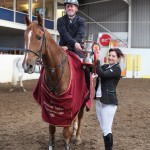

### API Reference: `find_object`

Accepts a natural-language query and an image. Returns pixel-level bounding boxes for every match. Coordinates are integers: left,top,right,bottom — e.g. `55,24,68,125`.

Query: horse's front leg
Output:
72,116,78,140
76,106,84,145
63,127,70,150
49,125,56,150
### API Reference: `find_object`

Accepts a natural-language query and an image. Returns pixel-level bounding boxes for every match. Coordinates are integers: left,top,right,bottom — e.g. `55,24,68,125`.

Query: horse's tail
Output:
11,58,20,86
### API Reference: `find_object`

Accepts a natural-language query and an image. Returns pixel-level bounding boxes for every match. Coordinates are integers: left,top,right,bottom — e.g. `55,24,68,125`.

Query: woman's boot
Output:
103,133,113,150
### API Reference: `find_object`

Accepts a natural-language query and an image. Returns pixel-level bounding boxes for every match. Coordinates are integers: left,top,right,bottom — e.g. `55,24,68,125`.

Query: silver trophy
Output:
82,40,93,65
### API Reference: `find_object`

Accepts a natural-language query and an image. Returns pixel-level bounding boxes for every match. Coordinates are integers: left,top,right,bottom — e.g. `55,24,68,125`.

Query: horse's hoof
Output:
75,137,81,145
75,140,81,145
71,134,76,143
9,88,14,92
21,87,27,92
49,138,55,150
49,146,54,150
64,144,70,150
22,88,27,92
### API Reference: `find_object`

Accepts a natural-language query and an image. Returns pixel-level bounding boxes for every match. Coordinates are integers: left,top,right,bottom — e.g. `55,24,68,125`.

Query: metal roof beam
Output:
80,0,111,6
58,0,64,4
79,10,128,47
123,0,131,5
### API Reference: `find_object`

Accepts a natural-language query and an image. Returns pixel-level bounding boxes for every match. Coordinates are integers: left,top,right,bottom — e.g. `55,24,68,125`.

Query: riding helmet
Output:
64,0,79,7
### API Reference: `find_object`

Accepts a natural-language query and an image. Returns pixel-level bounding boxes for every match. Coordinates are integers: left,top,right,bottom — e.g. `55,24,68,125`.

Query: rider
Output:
57,0,90,98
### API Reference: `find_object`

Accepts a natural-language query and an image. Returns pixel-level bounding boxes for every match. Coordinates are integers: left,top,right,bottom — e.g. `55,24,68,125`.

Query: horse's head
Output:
23,14,45,74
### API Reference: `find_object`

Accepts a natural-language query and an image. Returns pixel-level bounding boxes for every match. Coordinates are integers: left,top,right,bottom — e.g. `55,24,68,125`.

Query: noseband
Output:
25,26,68,93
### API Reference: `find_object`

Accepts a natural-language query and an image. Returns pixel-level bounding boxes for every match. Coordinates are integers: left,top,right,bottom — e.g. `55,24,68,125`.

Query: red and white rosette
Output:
92,42,100,75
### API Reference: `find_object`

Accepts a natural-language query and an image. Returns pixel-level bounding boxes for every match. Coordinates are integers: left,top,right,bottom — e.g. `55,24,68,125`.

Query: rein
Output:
25,26,68,93
43,52,68,92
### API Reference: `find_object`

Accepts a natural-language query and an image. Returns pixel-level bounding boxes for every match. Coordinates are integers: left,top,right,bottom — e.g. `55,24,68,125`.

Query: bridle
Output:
25,26,68,93
25,27,46,65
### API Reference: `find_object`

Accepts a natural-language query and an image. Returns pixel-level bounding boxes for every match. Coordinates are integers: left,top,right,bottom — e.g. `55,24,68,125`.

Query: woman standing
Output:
95,48,124,150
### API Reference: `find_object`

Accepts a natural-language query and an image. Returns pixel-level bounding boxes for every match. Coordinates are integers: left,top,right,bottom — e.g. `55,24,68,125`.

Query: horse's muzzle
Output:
23,63,35,74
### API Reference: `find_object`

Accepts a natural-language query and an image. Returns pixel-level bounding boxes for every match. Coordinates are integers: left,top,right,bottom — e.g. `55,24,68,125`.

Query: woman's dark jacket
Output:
57,14,86,58
95,60,121,105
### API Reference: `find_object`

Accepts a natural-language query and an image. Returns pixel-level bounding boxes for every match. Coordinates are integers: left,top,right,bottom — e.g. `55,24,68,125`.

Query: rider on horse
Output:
57,0,91,99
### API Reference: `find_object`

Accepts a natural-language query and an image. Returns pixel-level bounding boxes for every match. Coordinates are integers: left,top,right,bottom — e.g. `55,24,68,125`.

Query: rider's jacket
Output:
57,14,86,57
95,60,121,105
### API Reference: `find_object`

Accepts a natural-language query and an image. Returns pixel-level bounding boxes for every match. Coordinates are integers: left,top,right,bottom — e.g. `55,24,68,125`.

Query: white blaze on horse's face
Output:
23,30,36,74
28,31,32,50
25,30,32,60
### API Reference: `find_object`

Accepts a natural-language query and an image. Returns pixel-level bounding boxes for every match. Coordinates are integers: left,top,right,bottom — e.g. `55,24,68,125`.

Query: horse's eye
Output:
36,35,42,40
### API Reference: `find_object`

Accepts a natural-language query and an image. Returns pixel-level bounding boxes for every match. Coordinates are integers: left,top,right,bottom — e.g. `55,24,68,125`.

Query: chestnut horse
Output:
23,15,89,150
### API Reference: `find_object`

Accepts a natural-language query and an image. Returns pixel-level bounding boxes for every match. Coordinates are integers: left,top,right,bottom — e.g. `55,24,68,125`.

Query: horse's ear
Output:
25,15,31,26
37,14,43,27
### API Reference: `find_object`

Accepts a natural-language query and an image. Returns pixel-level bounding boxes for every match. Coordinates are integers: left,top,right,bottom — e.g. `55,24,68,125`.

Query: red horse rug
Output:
33,51,92,127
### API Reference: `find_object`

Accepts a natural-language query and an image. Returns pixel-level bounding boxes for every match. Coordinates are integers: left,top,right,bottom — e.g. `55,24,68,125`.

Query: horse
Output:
22,14,91,150
9,56,41,92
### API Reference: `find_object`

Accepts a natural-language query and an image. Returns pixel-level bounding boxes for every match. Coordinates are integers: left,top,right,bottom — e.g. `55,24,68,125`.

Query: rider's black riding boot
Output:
103,133,113,150
84,67,90,100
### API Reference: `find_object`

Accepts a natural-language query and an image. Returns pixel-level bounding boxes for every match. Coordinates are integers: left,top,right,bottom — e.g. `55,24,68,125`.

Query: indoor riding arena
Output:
0,0,150,150
0,79,150,150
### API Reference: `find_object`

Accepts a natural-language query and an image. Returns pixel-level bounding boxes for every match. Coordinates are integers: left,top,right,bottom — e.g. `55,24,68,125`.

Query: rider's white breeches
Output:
96,100,117,136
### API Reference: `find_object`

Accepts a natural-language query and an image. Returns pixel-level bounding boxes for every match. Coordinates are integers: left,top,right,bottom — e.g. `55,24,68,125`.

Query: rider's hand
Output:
75,42,82,51
62,46,68,52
